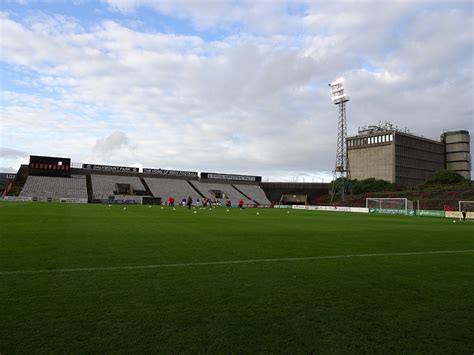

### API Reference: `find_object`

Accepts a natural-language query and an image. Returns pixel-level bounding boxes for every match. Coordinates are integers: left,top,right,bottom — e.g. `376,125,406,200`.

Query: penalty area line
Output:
1,249,474,276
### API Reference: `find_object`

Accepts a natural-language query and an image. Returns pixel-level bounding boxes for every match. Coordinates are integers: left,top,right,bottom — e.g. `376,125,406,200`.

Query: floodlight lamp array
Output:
329,77,349,104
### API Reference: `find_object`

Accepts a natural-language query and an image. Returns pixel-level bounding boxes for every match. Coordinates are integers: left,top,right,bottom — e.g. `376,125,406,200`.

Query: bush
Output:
351,178,399,195
330,177,400,195
426,170,466,185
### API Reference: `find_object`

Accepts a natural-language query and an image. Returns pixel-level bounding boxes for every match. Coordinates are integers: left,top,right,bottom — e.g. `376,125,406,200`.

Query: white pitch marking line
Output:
1,249,473,276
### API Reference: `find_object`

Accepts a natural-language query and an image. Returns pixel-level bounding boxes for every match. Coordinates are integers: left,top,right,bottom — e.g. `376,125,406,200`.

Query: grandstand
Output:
19,175,87,199
190,181,253,204
233,184,271,205
144,177,202,202
3,155,279,206
90,174,146,200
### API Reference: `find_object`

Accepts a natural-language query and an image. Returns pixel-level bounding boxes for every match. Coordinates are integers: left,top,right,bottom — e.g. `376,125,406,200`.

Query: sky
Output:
0,0,473,181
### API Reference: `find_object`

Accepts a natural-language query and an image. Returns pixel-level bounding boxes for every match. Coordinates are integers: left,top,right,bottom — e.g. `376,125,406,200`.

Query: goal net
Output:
366,198,414,216
459,201,474,212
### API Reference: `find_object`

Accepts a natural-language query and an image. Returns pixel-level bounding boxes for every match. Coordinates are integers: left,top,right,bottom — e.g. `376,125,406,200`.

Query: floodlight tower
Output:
329,77,350,202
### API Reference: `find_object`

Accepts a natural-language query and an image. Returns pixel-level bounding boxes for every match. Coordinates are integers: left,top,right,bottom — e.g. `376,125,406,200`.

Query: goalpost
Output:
458,201,474,220
458,201,474,212
366,198,414,216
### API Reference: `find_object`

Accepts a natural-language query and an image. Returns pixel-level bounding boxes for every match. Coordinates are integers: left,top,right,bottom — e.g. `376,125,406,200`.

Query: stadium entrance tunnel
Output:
209,190,227,199
115,183,131,195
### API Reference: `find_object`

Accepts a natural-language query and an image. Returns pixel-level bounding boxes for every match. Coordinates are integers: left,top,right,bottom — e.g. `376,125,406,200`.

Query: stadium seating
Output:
233,184,271,205
144,178,202,202
190,181,253,204
20,175,87,199
17,171,273,206
90,174,145,200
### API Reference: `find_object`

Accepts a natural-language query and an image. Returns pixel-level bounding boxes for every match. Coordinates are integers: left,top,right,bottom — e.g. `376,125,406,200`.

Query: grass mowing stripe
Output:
1,249,473,276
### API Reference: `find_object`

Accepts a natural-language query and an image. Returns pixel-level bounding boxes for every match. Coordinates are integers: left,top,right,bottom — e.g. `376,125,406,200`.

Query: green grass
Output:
1,202,473,353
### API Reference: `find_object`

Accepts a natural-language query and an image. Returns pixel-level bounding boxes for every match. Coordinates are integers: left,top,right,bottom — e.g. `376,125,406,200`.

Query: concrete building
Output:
442,130,471,179
347,123,471,186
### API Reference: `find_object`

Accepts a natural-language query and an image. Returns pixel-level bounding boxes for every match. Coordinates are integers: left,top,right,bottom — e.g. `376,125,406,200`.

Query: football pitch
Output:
1,202,473,353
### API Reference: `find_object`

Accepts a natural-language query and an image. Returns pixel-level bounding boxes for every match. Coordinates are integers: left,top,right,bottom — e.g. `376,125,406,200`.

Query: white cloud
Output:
0,147,29,173
0,147,28,158
92,131,136,162
0,1,473,178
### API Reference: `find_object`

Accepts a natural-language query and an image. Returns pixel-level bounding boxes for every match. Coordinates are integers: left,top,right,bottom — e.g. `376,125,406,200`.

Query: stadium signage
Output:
112,195,143,204
201,172,262,182
292,205,305,209
0,173,16,181
445,211,473,219
143,168,198,177
418,210,445,217
369,208,415,216
350,207,370,213
2,196,33,202
290,205,369,213
82,164,139,172
59,198,88,204
318,205,351,212
30,155,71,177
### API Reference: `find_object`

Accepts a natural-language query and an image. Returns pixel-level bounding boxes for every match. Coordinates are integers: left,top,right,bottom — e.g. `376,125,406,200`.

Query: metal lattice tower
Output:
335,101,347,174
329,78,350,202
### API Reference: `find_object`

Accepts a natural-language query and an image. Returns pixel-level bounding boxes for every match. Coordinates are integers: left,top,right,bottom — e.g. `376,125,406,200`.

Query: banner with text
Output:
2,196,33,202
201,172,262,182
143,168,198,177
289,205,368,213
59,198,88,204
445,211,474,219
418,210,445,217
82,164,139,172
369,208,415,216
0,173,16,181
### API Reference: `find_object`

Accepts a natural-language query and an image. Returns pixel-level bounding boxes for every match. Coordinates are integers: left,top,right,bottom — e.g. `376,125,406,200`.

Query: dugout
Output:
280,194,307,205
261,182,330,205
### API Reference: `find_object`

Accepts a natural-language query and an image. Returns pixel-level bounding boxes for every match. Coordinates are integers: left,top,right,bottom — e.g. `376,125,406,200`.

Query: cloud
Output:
0,1,473,178
93,131,134,157
103,0,302,34
0,147,29,173
0,147,28,158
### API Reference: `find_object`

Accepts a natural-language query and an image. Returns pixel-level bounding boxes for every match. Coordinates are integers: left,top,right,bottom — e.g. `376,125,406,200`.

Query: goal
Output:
458,201,474,212
366,198,414,216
